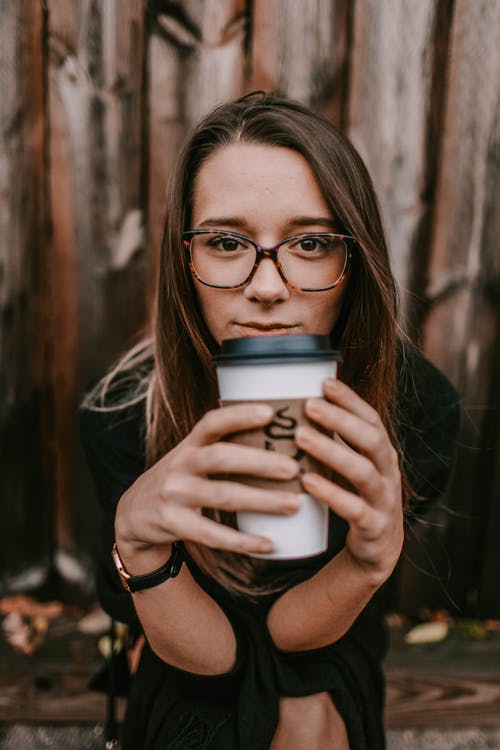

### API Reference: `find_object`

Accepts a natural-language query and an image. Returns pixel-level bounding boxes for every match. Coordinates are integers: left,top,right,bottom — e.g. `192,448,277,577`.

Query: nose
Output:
243,256,290,304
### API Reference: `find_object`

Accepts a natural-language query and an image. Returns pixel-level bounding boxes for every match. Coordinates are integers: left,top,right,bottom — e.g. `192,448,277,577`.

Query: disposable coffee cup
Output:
212,334,342,559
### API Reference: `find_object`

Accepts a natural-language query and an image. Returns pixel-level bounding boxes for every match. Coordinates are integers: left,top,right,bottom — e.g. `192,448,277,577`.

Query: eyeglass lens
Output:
189,232,348,290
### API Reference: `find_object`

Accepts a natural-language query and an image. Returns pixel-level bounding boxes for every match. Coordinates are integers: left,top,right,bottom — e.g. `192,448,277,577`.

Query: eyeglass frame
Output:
182,229,356,292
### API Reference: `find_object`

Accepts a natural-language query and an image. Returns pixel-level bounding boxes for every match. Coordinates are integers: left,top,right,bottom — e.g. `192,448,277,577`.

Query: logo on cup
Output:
264,405,305,463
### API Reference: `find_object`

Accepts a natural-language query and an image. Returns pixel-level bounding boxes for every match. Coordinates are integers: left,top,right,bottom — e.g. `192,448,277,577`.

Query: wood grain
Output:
0,671,126,723
46,0,148,567
248,0,349,123
422,0,500,614
1,668,498,728
0,0,51,590
347,0,449,324
385,672,500,728
146,0,247,280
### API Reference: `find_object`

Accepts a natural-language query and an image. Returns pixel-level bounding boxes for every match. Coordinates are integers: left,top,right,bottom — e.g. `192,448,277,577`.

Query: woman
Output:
81,92,459,749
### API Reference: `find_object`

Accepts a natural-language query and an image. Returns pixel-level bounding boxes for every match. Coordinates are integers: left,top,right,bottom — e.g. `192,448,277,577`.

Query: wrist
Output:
112,541,183,593
114,495,175,575
340,547,394,589
115,538,173,578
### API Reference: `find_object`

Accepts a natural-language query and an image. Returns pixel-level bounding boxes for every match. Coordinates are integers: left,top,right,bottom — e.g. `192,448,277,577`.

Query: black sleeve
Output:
79,400,147,627
396,345,461,514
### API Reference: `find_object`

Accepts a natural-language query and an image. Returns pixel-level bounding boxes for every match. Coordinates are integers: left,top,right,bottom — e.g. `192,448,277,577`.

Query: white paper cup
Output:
212,335,341,559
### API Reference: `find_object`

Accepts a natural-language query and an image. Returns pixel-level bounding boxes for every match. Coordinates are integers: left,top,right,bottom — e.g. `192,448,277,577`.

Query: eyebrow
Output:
197,217,251,230
196,216,336,231
289,216,335,229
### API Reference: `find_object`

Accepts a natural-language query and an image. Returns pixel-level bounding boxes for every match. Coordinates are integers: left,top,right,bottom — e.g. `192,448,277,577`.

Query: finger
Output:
190,403,274,446
193,442,299,480
302,472,404,572
304,398,397,472
166,474,301,515
301,471,377,531
322,378,382,426
164,506,275,555
295,425,385,503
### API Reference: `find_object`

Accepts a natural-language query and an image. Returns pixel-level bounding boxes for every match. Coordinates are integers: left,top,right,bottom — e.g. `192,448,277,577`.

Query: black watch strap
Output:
112,542,184,593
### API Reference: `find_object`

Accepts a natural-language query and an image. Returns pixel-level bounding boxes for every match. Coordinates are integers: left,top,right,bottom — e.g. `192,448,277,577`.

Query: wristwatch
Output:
111,541,184,593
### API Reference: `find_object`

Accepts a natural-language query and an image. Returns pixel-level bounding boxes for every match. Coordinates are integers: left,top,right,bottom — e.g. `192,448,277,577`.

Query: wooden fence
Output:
1,0,499,615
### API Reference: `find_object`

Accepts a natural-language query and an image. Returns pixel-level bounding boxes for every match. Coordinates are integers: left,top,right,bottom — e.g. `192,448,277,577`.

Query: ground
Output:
1,603,499,749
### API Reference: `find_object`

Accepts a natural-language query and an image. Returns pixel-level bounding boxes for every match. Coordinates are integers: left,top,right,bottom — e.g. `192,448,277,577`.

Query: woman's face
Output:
190,142,348,345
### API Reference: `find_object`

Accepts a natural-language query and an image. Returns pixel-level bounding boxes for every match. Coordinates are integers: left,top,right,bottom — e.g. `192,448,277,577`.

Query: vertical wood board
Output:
0,0,50,589
426,0,500,300
249,0,348,121
147,0,247,279
347,0,440,320
424,0,500,416
46,0,147,576
422,0,500,611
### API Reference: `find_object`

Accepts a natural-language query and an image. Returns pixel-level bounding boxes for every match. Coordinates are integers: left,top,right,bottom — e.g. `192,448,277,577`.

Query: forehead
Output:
191,142,332,228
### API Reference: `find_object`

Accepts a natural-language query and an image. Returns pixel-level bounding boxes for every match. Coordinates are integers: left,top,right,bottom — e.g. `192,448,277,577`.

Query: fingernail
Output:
254,404,273,420
278,459,299,478
301,472,317,487
259,539,274,553
305,398,322,414
325,377,338,389
295,425,312,443
285,496,302,514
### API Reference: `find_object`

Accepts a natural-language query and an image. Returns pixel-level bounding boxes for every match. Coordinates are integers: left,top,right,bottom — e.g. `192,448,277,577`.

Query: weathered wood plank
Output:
2,667,499,728
46,0,147,581
385,673,500,728
147,0,247,277
0,1,51,591
425,3,500,302
0,671,126,723
1,613,500,728
421,0,500,614
248,0,349,123
4,670,500,727
347,0,449,324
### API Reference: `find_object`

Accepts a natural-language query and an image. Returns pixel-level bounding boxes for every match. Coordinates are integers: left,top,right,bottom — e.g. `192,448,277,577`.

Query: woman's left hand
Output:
295,377,404,585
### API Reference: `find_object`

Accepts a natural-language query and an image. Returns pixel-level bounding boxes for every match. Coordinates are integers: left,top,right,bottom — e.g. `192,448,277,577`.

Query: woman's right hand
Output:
114,403,300,573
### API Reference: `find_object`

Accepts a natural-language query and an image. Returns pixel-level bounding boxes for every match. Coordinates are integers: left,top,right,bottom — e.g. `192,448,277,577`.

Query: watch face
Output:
110,542,184,593
112,543,132,592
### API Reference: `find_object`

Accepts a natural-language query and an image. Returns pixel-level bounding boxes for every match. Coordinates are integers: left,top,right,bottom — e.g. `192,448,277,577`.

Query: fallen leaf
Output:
0,595,63,619
78,607,111,635
455,619,488,641
2,611,47,656
98,634,124,659
32,616,49,634
115,622,128,639
404,621,449,644
385,612,408,628
484,620,500,632
430,610,452,624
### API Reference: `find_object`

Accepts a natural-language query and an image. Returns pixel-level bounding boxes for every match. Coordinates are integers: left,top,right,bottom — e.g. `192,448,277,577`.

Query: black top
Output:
80,346,460,750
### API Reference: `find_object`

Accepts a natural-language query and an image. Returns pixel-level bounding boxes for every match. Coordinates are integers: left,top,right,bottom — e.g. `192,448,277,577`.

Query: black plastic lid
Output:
211,334,342,367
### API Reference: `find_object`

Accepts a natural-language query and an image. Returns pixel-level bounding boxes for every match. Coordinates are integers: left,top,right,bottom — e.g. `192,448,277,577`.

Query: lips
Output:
235,323,298,337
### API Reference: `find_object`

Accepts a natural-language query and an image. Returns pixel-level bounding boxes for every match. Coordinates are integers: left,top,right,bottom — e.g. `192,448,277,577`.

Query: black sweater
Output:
80,348,459,750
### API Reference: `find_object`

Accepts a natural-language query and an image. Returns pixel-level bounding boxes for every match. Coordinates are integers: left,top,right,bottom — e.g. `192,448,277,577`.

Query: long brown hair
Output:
91,92,402,595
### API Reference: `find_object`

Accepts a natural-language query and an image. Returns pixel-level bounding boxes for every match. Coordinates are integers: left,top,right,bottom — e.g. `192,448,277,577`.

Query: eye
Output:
298,236,322,252
220,236,240,252
288,235,329,254
207,234,248,253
